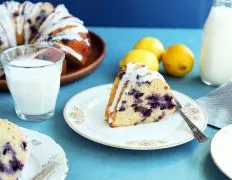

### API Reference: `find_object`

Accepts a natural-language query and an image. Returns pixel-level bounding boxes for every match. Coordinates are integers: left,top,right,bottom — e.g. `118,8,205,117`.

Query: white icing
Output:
37,40,83,61
16,3,25,35
39,26,88,42
37,4,70,34
0,24,9,48
39,17,87,38
0,4,16,46
109,63,165,113
23,1,35,44
55,42,83,60
4,1,20,14
48,34,83,41
108,118,113,124
23,22,30,44
4,1,24,35
36,4,89,49
84,39,90,46
24,2,53,43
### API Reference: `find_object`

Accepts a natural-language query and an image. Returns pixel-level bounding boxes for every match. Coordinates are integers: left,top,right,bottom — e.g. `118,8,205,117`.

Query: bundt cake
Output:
105,63,176,127
0,1,90,67
0,119,28,180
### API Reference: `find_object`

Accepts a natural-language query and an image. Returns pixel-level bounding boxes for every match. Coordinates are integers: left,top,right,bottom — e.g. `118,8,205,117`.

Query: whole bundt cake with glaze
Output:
0,1,90,67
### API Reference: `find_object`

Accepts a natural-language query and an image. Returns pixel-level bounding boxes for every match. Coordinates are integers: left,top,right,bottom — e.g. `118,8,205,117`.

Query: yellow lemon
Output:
119,49,159,71
134,37,165,61
162,44,194,77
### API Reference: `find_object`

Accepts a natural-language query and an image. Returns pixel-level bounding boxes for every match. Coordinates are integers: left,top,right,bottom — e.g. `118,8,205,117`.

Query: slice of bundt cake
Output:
0,119,28,180
105,63,176,127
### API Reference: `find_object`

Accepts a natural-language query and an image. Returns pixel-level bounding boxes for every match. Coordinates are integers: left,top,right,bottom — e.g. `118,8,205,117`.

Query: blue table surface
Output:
0,27,229,180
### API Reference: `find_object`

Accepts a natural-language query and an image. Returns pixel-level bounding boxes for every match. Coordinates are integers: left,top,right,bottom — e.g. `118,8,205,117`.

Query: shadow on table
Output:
202,154,229,180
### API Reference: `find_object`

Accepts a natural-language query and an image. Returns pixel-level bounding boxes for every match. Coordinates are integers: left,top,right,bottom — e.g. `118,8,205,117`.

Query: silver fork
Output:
32,162,58,180
173,96,209,143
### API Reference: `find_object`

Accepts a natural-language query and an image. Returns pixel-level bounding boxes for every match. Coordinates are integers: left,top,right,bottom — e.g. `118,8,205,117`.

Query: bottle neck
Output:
214,0,232,7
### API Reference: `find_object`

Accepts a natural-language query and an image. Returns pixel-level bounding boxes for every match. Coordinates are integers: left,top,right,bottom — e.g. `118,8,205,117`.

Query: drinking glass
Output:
0,45,65,121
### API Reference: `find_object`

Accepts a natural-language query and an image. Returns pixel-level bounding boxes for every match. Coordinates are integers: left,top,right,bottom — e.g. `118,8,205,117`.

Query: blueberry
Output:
122,100,126,104
0,161,4,172
9,157,23,172
36,15,41,21
160,104,166,110
146,94,159,101
3,142,13,155
13,12,19,17
118,71,126,79
134,99,143,104
47,36,52,41
61,39,70,44
134,106,152,117
168,103,176,109
118,106,125,112
128,89,144,99
21,142,27,151
164,94,173,101
30,25,37,34
128,89,136,96
26,19,31,24
135,92,144,99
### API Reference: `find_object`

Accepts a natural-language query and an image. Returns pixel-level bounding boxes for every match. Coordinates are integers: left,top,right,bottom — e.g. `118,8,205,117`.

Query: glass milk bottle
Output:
200,0,232,85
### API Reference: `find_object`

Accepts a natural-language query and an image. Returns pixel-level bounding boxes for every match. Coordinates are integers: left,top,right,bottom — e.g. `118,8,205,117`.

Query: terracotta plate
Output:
0,31,106,91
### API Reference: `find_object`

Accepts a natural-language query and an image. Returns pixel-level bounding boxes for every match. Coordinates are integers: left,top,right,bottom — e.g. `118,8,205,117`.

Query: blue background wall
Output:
0,0,213,28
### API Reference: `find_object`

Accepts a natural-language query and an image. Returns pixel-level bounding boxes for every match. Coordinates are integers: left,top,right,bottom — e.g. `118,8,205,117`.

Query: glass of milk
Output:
0,45,65,121
200,0,232,86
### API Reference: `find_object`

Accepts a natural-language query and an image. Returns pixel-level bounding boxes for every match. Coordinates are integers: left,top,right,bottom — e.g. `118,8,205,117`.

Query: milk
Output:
200,6,232,85
5,56,62,116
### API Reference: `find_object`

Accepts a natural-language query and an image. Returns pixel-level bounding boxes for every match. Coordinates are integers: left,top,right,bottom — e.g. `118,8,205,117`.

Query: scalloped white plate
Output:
19,128,68,180
211,124,232,179
64,84,208,150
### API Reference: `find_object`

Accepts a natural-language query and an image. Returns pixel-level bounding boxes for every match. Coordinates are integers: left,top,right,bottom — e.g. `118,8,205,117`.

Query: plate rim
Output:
63,83,208,150
21,127,69,180
210,124,232,179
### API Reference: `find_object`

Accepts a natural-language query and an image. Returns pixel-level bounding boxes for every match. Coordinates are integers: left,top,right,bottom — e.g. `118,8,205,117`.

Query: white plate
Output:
64,84,208,150
211,124,232,179
19,128,68,180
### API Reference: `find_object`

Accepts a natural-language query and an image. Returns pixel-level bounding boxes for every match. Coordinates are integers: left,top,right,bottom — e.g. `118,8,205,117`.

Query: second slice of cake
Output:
105,63,176,127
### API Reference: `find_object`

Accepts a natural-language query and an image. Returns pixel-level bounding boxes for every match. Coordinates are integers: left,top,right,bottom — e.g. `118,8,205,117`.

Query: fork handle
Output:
178,109,209,143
